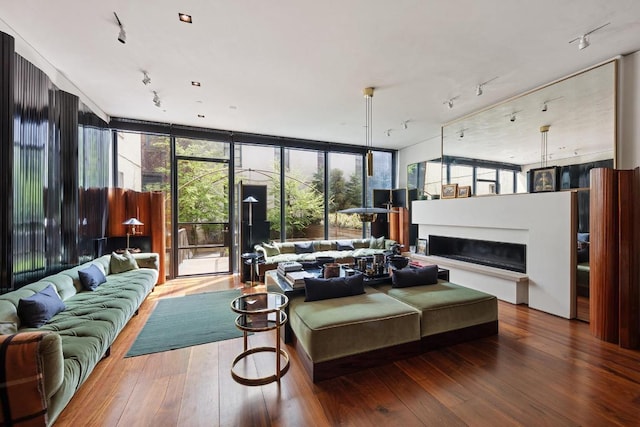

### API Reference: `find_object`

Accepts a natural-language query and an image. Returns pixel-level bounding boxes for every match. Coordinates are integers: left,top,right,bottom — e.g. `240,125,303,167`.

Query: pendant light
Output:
363,87,374,177
540,125,550,167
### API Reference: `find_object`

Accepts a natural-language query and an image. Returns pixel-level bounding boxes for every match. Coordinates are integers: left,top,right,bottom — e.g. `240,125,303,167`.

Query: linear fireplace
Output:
429,235,526,273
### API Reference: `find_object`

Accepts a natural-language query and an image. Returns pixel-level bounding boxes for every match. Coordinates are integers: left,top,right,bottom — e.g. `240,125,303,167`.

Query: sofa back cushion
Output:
276,242,296,254
336,240,355,251
352,239,371,249
261,242,281,257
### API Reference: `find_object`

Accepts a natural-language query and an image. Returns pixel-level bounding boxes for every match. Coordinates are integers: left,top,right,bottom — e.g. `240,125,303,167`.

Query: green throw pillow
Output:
262,242,280,257
110,250,139,274
369,235,386,249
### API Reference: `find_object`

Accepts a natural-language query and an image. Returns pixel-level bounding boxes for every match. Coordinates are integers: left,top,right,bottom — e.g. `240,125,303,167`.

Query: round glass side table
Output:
230,292,290,386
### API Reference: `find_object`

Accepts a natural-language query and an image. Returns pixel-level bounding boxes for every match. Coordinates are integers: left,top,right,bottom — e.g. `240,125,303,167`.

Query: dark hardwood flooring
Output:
55,275,640,426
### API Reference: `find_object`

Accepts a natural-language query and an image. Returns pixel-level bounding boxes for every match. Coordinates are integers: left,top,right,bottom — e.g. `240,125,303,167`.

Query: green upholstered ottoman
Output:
289,291,421,381
383,281,498,338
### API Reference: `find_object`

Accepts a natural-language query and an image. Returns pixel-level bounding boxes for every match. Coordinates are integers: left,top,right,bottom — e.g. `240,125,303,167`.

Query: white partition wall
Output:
412,191,577,318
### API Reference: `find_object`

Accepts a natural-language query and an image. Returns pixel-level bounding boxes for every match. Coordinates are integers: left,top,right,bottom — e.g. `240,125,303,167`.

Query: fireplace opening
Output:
429,235,526,273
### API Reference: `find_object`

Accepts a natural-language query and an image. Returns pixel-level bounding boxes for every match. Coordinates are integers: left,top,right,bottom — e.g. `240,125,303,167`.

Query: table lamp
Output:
122,217,144,250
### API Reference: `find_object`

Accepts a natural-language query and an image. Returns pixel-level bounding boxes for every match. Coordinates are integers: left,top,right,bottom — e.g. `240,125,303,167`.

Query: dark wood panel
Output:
0,32,14,291
150,191,166,283
589,168,619,342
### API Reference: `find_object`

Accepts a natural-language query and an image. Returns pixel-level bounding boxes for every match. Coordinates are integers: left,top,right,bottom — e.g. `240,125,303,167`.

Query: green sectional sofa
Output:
255,237,396,277
287,274,498,382
0,252,159,426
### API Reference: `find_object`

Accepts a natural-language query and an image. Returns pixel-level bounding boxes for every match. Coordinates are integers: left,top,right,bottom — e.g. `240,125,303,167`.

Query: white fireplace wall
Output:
412,191,576,318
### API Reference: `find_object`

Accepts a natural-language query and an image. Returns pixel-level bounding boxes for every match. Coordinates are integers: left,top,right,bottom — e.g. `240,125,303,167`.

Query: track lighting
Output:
510,113,516,122
569,22,610,50
113,12,126,44
475,77,498,97
541,103,548,112
142,71,151,86
385,129,392,137
401,120,409,130
152,91,161,108
444,96,459,109
459,130,464,138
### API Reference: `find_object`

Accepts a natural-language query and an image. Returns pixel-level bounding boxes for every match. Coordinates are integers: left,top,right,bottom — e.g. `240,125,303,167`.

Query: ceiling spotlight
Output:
197,114,205,118
459,130,464,138
475,77,498,97
385,129,392,137
444,96,459,109
569,22,610,50
191,81,201,87
152,91,161,108
401,120,409,130
510,113,516,122
178,13,193,23
541,103,548,112
142,71,151,85
113,12,126,44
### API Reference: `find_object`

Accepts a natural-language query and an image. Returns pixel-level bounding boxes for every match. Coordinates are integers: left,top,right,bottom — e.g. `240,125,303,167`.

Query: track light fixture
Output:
541,103,548,112
113,12,126,44
401,120,409,130
152,91,161,108
385,129,392,137
510,113,516,122
475,76,498,96
142,71,151,86
569,22,610,50
444,96,459,109
459,130,464,138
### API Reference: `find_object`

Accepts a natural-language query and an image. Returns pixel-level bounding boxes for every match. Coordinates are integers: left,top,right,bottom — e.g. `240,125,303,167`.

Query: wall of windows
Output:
114,122,394,278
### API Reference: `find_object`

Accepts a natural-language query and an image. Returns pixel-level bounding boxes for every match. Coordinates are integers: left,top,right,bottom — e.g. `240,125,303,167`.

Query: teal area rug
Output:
125,289,243,357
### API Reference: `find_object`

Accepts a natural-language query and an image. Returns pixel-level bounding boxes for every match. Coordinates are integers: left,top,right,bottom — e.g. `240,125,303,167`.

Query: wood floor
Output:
55,275,640,427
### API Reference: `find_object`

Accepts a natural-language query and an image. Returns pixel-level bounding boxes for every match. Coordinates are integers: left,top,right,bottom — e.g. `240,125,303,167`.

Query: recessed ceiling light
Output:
229,105,238,110
197,114,205,118
191,81,201,87
178,13,192,23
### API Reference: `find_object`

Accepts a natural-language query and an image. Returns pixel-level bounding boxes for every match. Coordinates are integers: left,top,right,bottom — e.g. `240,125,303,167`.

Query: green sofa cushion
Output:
289,292,421,363
110,251,140,274
385,281,498,337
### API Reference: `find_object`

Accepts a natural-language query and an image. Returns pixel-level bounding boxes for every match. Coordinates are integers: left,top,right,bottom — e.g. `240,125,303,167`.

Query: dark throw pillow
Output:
304,273,365,302
392,265,439,288
336,240,355,251
110,250,139,274
78,264,107,291
18,284,66,328
294,242,315,254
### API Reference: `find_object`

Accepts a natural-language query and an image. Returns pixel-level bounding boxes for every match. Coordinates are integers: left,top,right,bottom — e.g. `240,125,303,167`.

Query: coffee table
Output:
230,292,289,386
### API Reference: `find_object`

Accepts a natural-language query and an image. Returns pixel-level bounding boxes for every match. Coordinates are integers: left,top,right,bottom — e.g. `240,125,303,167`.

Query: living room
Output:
2,2,640,426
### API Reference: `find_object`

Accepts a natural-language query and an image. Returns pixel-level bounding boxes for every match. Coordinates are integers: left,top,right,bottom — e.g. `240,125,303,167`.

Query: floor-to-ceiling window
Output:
283,148,325,241
328,152,363,239
175,137,230,276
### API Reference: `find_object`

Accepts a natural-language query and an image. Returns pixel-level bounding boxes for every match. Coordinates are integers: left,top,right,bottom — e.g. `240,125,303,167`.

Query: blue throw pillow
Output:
18,284,66,328
294,242,315,254
78,264,107,291
304,273,365,302
336,240,355,251
392,265,439,288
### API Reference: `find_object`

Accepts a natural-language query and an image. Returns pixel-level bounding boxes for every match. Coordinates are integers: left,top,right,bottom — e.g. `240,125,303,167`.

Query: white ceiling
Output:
1,1,640,151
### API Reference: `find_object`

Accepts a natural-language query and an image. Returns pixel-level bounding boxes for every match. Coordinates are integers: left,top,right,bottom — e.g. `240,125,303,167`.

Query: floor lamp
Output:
243,196,258,285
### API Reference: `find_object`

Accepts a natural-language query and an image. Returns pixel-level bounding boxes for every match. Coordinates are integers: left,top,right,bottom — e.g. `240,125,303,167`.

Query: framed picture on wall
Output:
441,183,458,199
530,166,559,193
457,185,471,198
416,238,428,255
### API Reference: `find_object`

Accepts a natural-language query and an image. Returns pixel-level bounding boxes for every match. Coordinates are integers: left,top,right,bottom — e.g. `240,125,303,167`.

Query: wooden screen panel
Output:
618,169,639,349
150,191,166,284
108,188,127,237
589,168,619,343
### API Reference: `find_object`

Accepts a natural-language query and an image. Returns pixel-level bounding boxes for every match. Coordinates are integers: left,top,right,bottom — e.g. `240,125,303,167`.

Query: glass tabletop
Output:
230,292,288,314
